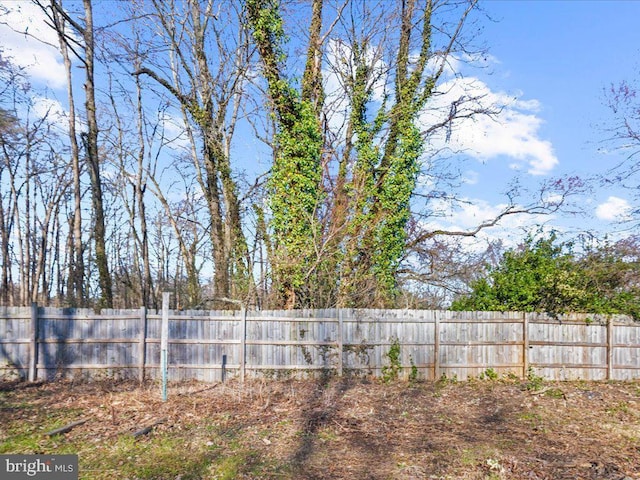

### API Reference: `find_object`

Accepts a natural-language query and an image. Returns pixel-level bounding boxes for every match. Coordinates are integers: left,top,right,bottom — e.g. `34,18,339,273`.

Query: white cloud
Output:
425,52,462,80
0,1,67,89
451,199,506,229
321,42,558,177
462,53,502,69
29,95,89,134
543,193,564,206
595,196,632,221
434,198,549,232
421,77,558,176
32,96,66,122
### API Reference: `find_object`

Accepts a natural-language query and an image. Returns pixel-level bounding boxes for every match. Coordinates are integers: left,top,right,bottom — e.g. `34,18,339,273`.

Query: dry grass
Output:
1,375,639,479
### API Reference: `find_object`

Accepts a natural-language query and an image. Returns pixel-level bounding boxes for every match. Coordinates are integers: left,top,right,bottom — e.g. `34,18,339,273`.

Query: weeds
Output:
382,337,401,383
524,367,545,391
409,355,419,384
606,401,632,417
479,368,499,381
544,387,565,399
437,373,458,386
486,457,505,475
518,411,544,431
2,379,640,479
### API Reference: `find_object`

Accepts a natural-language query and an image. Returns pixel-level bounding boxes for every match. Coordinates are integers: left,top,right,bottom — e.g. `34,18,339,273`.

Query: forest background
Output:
0,0,638,314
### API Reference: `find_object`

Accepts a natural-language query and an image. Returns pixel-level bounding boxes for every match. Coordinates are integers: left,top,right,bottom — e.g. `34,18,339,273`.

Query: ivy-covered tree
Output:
0,0,585,309
451,233,640,318
247,0,496,309
246,0,325,309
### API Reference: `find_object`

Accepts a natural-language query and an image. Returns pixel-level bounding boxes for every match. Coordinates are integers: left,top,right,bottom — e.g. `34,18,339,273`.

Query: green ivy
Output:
337,40,423,307
382,337,402,383
249,0,445,309
247,0,324,307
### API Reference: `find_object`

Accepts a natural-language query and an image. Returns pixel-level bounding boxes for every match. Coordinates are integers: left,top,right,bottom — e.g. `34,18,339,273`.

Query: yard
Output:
1,375,639,479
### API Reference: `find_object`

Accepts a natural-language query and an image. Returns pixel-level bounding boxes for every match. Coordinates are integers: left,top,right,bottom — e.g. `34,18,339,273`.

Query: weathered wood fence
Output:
1,305,638,382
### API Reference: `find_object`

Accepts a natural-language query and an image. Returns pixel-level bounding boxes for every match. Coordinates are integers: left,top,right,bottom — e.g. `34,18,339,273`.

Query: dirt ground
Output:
1,375,640,479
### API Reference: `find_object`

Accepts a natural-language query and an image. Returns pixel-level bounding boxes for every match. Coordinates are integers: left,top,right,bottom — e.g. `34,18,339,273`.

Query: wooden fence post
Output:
606,317,614,380
138,306,147,383
28,302,38,382
433,310,441,380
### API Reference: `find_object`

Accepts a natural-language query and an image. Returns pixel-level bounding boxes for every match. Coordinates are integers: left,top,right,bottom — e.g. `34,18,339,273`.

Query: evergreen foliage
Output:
451,234,640,318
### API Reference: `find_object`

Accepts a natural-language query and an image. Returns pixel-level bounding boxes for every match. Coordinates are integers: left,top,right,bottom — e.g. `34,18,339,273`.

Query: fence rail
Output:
0,305,638,382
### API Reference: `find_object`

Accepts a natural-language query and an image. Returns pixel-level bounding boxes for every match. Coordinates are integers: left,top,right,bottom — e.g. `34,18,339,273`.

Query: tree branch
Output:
132,67,193,107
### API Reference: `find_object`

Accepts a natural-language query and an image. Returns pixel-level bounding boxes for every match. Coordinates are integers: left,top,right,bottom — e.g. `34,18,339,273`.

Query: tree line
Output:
0,0,635,311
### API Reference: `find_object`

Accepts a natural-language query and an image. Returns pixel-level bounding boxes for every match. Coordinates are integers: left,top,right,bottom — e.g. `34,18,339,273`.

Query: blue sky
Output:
1,0,638,248
446,0,640,242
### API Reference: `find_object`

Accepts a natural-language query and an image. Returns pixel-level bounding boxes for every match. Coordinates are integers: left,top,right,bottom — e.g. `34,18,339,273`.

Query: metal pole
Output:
522,311,529,379
161,292,170,401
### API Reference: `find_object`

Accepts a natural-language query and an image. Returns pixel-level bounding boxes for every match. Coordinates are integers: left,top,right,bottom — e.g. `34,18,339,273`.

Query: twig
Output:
177,383,219,396
132,418,167,438
46,419,88,437
530,387,551,395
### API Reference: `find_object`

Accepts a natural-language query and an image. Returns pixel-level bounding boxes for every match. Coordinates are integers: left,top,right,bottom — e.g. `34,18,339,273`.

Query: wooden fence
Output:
1,305,638,382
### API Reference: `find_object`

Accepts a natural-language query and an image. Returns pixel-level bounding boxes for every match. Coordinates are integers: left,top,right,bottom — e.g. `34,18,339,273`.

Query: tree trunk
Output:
49,0,85,306
82,0,113,309
0,172,9,304
134,72,153,307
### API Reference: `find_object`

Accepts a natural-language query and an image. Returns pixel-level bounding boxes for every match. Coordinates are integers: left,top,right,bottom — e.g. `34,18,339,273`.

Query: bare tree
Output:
0,0,587,309
147,157,208,308
0,83,72,305
132,0,253,308
603,70,640,224
0,50,23,304
101,58,156,307
44,1,86,305
37,0,113,307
